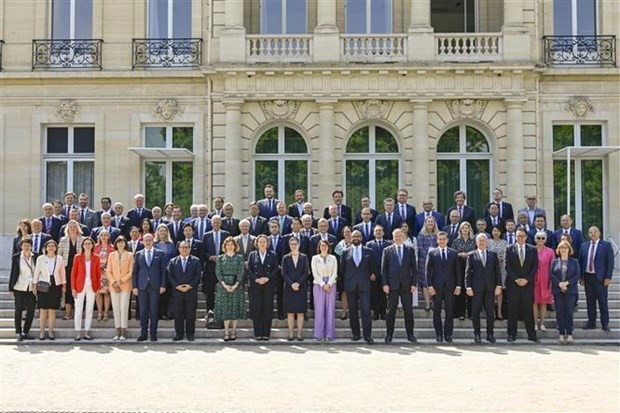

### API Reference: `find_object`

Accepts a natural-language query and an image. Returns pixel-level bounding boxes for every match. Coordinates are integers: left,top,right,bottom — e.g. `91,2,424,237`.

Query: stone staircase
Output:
1,271,619,345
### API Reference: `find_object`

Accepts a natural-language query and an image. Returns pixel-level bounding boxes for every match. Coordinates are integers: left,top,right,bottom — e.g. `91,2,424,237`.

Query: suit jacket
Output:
517,207,546,227
202,230,230,272
327,217,349,242
301,227,318,240
527,228,556,249
126,207,153,230
465,249,502,292
77,208,97,229
554,228,584,257
58,235,84,266
111,215,130,238
167,221,186,245
257,198,279,220
354,208,378,225
132,248,167,291
246,215,268,236
442,224,461,247
234,234,256,261
9,252,36,292
484,216,506,233
70,254,99,293
381,243,417,290
281,253,310,287
323,204,353,226
192,217,213,240
446,205,476,228
505,243,538,286
353,222,375,245
366,239,392,273
288,202,306,218
269,215,293,236
39,216,63,242
268,234,285,263
309,233,337,258
340,245,375,292
550,258,580,295
247,250,279,286
94,209,115,227
395,203,417,231
375,213,402,240
221,217,241,237
127,239,144,254
150,218,168,232
426,247,461,290
207,209,224,219
30,233,52,256
414,211,445,237
175,239,203,264
579,240,615,281
282,233,310,256
484,201,514,221
90,226,120,243
167,255,201,296
107,250,134,292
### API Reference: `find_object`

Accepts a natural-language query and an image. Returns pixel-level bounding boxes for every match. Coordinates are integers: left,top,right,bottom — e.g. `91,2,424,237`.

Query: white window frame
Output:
345,0,393,34
343,123,401,209
143,125,194,150
260,0,308,35
567,0,598,36
52,0,92,39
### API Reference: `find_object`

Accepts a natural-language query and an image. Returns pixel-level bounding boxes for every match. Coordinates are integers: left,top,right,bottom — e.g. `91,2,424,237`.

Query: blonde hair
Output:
458,222,473,241
154,223,173,243
419,216,439,236
556,240,574,256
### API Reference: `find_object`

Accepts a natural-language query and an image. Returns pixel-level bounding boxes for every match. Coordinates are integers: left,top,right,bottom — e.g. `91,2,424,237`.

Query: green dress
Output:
214,253,246,321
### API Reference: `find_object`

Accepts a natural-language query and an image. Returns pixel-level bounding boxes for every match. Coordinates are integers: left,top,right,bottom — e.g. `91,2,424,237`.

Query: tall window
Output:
431,0,476,33
554,0,597,36
44,126,94,201
52,0,93,39
261,0,307,34
254,126,308,204
143,126,194,213
345,125,400,217
436,125,491,215
553,124,604,232
149,0,192,38
346,0,392,34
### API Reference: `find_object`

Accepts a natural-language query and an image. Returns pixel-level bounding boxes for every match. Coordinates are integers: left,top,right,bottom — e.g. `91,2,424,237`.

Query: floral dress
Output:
95,244,114,293
214,253,246,321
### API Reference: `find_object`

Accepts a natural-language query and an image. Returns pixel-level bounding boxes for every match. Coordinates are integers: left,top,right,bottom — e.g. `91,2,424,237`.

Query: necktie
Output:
146,249,152,266
451,225,456,237
182,258,187,272
242,237,248,254
81,209,86,224
519,246,525,266
508,233,514,244
138,208,142,218
458,207,462,218
272,236,278,251
388,213,392,228
269,199,273,212
401,205,406,220
493,217,497,225
45,218,51,232
442,249,447,261
499,202,503,217
332,219,337,232
215,232,220,255
481,250,487,267
397,246,402,264
34,235,39,252
251,218,256,233
338,205,342,217
199,219,205,238
365,223,370,238
587,242,596,273
378,240,382,248
115,217,120,227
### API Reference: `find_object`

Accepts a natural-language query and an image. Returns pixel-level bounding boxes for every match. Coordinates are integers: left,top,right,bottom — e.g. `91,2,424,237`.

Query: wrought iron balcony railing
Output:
0,40,4,71
543,35,616,66
32,39,103,70
132,38,203,69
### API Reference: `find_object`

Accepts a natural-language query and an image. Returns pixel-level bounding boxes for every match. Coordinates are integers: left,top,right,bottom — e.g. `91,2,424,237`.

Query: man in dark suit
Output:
111,202,130,238
442,210,461,247
202,215,230,324
354,196,378,225
126,193,153,229
340,230,375,344
484,203,505,233
484,188,514,221
246,201,268,236
235,220,255,262
30,219,52,256
465,234,502,343
257,185,279,219
90,213,120,243
517,194,546,228
40,203,63,242
426,231,461,342
414,199,444,237
446,190,476,228
353,207,375,245
303,202,319,228
381,229,417,343
220,202,241,237
62,191,77,217
579,226,615,332
366,225,391,320
281,218,310,256
527,215,556,249
326,205,348,242
132,233,167,342
127,226,145,254
192,204,212,241
288,189,306,218
208,196,225,219
176,224,203,262
168,241,201,341
150,207,168,231
503,219,518,246
322,190,353,225
310,219,337,259
77,193,97,229
554,214,584,258
59,208,90,237
167,205,185,245
505,228,539,342
300,214,318,239
267,219,286,319
375,198,402,241
52,200,68,225
270,202,293,236
94,197,115,228
395,188,416,231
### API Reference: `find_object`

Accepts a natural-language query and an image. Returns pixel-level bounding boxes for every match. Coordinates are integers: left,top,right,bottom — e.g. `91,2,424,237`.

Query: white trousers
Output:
74,288,96,332
110,291,131,329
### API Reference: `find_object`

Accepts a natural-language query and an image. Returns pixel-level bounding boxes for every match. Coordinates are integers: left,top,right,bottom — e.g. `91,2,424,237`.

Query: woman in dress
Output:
94,229,114,321
533,231,555,331
452,222,476,320
153,223,176,319
57,220,84,320
487,225,508,320
311,240,338,341
215,237,245,341
71,237,101,341
107,236,134,341
550,241,580,343
334,225,352,320
12,219,32,255
139,218,154,241
33,239,66,340
248,235,278,341
416,217,438,312
282,237,310,341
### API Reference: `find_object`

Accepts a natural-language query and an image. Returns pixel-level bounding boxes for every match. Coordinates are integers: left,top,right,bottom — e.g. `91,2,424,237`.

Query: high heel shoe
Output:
340,310,349,321
103,312,109,322
97,313,103,321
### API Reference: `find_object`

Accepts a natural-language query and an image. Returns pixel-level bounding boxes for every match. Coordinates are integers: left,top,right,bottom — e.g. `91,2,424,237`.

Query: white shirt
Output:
85,258,92,288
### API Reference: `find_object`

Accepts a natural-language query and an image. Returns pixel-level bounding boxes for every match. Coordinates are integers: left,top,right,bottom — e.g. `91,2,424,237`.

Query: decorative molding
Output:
260,100,299,119
354,99,390,120
153,99,183,122
446,99,488,119
55,100,79,123
565,96,593,119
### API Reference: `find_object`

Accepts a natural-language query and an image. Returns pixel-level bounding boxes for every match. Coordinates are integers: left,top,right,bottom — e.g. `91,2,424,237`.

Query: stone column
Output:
313,0,339,62
504,98,528,206
502,0,530,61
224,99,244,209
317,100,338,204
408,0,434,62
219,0,246,63
503,0,524,28
410,99,432,201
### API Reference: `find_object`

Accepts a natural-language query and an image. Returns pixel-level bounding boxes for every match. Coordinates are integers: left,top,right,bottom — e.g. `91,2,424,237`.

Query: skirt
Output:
37,277,62,310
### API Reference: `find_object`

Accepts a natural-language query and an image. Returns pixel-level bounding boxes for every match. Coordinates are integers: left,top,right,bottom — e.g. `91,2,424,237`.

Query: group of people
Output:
9,186,615,344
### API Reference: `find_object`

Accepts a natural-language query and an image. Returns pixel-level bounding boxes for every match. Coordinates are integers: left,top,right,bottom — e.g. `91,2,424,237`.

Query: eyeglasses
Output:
536,237,546,241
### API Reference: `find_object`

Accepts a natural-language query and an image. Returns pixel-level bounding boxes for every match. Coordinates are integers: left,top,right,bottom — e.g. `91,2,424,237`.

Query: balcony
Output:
246,35,313,63
543,35,616,66
132,38,203,69
436,33,502,62
0,40,4,71
341,34,407,63
32,39,103,70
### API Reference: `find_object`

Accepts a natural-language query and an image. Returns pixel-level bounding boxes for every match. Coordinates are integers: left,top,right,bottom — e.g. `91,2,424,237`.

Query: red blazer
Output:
71,253,102,293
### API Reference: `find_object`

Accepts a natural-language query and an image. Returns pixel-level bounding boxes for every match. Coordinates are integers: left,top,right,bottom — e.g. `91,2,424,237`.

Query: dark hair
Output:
534,214,546,221
436,231,448,238
43,239,58,254
316,239,332,254
16,219,32,236
490,224,504,237
100,197,112,204
183,222,194,230
453,190,466,200
291,217,302,226
504,218,515,224
113,235,128,251
140,218,153,233
19,238,33,247
81,237,96,250
332,190,344,197
515,228,528,236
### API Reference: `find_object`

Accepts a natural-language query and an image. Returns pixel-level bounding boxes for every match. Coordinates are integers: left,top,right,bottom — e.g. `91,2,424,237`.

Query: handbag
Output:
36,257,57,293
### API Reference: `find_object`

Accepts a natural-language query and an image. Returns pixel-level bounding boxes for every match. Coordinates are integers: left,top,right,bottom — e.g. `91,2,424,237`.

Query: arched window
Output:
254,125,309,204
436,124,492,215
345,125,400,217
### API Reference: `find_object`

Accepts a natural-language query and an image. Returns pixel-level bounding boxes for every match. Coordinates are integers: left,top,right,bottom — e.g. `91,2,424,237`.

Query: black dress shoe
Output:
351,335,361,341
372,313,380,321
474,334,482,344
527,336,540,343
16,334,23,342
365,338,374,344
407,335,417,343
436,336,444,343
150,336,158,342
602,326,611,332
173,336,183,341
379,314,385,320
507,336,516,342
582,324,596,330
23,333,34,340
137,335,148,342
188,336,195,341
385,335,393,343
277,314,286,320
445,336,453,343
486,334,496,343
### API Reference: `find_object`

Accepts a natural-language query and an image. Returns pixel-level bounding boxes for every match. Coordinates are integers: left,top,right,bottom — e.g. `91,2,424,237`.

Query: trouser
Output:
250,285,274,337
554,293,577,335
386,287,414,336
432,287,455,337
110,290,131,329
507,284,536,338
275,271,284,317
584,273,609,327
174,292,198,338
203,270,217,312
158,287,172,319
472,288,495,335
139,288,160,337
371,279,386,316
347,288,371,340
74,288,96,332
313,281,336,339
13,290,36,335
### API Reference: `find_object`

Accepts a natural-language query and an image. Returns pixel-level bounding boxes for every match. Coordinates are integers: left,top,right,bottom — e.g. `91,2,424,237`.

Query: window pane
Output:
346,0,367,34
466,160,490,216
145,127,166,148
46,162,68,202
431,0,464,33
149,0,168,38
437,127,459,153
75,0,93,39
553,160,576,229
284,127,307,153
52,0,70,39
553,125,575,151
256,128,279,154
47,128,69,153
284,160,307,205
375,127,398,153
370,0,391,34
172,162,193,214
580,125,602,146
286,0,307,34
262,0,283,34
347,127,370,153
554,0,573,35
145,161,167,209
437,160,460,216
172,127,193,151
346,159,369,218
581,160,603,232
255,160,279,202
576,0,596,35
73,161,94,198
465,126,489,153
172,0,192,38
74,127,95,153
375,159,398,214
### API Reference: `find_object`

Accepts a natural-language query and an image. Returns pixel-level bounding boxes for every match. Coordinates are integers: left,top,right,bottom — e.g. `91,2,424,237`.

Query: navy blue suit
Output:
367,238,391,317
381,243,417,337
132,247,167,338
246,215,268,236
505,243,538,339
257,198,279,220
281,233,310,257
354,208,378,225
269,215,293,236
395,203,417,232
426,247,461,338
353,222,375,245
484,201,514,221
127,208,153,230
309,233,337,258
167,221,185,245
90,226,120,243
168,254,201,338
268,234,285,316
554,228,584,257
579,240,615,328
375,213,402,240
340,245,375,340
550,258,580,335
465,250,501,335
527,228,556,249
323,204,353,227
446,205,476,228
192,217,213,240
40,216,63,242
327,217,348,242
201,229,230,312
442,223,461,247
248,250,279,338
414,211,444,237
